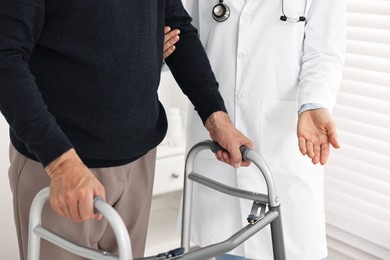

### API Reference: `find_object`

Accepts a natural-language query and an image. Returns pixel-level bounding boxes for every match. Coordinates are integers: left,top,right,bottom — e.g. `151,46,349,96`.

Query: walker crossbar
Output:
179,211,279,260
33,227,119,260
188,171,269,204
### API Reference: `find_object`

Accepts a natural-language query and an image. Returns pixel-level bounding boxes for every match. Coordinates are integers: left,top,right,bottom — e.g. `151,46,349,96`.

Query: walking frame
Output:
27,140,286,260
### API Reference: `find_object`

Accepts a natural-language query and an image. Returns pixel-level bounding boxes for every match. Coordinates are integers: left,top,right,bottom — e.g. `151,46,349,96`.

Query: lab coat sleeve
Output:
0,0,73,166
298,0,347,112
164,0,227,124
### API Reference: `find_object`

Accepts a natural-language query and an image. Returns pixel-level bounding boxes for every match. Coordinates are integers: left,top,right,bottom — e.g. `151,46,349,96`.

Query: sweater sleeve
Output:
164,0,227,124
0,0,73,166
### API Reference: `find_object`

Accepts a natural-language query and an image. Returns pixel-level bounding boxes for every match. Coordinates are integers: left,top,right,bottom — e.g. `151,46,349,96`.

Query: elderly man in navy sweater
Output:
0,0,252,259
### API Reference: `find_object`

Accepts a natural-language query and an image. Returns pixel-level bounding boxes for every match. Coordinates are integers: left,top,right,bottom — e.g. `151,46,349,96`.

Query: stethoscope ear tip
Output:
280,15,306,22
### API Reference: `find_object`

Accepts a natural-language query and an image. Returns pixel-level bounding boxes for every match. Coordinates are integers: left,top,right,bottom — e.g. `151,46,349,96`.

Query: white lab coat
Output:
183,0,346,259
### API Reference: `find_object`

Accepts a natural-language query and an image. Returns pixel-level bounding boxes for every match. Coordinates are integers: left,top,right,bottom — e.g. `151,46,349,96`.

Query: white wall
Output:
158,70,190,126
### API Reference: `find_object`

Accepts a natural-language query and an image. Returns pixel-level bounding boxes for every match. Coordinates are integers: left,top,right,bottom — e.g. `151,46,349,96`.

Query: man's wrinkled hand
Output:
297,108,340,165
45,149,106,222
205,111,253,168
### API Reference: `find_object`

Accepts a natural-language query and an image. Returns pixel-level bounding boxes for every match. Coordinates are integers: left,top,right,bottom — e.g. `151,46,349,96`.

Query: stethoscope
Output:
212,0,230,22
212,0,307,23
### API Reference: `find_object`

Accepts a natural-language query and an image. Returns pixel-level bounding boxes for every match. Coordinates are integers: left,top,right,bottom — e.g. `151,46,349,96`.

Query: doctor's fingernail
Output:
234,163,241,168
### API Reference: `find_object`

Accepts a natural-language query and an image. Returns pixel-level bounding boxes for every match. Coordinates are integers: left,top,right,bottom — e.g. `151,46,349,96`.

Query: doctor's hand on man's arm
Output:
163,26,180,59
205,111,253,168
297,108,340,165
45,149,106,222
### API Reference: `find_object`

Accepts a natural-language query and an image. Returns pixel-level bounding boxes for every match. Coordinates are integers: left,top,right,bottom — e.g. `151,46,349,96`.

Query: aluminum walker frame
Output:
27,140,286,260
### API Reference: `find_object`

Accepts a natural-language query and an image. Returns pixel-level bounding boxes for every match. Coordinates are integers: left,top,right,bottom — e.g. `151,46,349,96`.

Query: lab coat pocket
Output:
260,100,303,163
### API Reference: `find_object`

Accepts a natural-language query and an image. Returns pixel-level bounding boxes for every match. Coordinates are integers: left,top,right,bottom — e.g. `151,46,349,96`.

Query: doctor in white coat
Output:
182,0,346,259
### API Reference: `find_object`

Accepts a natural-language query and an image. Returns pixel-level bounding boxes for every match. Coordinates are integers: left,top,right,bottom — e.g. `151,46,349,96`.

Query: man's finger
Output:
50,194,70,219
67,196,82,222
227,147,242,168
94,185,106,220
79,192,94,221
241,160,251,167
51,202,67,218
221,151,230,163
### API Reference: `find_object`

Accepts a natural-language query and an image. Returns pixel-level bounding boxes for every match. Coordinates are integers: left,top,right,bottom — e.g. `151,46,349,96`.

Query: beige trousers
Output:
8,144,156,260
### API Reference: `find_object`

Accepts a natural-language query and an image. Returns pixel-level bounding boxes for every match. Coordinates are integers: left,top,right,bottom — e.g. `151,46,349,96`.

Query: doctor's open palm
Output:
297,108,340,165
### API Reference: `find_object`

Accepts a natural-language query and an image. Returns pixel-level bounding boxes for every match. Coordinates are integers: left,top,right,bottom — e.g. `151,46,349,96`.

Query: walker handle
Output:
210,141,251,161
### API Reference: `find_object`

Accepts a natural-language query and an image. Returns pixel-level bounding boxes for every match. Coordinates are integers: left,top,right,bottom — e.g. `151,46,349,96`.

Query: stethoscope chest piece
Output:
212,1,230,22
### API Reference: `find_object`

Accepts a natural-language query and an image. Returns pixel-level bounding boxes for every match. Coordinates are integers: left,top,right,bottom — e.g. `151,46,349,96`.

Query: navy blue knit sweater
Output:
0,0,226,167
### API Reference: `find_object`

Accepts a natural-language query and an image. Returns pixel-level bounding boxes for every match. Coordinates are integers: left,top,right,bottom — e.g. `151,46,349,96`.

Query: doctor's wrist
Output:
298,103,326,115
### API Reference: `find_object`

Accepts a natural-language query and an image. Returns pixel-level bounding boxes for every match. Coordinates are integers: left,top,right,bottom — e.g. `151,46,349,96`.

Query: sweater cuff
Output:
12,119,74,167
35,134,74,167
196,96,227,125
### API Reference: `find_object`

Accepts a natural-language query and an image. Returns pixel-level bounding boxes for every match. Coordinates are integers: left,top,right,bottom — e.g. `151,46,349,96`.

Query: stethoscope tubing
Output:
212,0,308,23
280,0,307,22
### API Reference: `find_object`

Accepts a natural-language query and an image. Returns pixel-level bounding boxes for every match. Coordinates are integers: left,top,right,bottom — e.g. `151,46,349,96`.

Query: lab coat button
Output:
241,12,251,21
237,92,245,100
238,51,248,60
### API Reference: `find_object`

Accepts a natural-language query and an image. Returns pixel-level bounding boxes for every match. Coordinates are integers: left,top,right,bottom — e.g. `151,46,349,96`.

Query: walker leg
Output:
270,206,286,260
